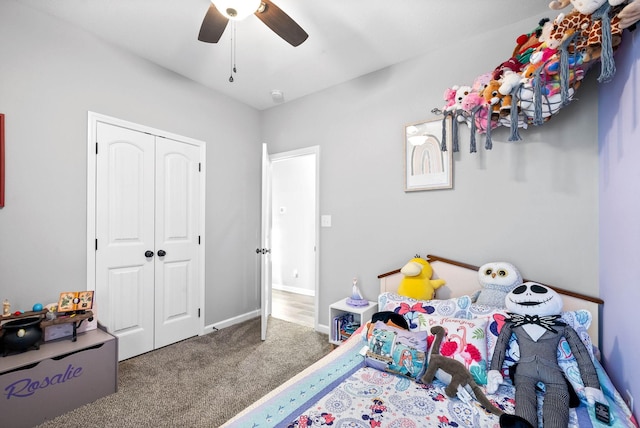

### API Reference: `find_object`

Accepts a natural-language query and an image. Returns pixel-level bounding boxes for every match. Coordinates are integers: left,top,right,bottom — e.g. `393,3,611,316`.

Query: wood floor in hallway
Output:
272,289,314,328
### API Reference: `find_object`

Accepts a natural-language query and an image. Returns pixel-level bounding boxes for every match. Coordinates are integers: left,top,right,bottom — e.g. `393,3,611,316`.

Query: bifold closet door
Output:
153,137,200,349
96,123,156,360
95,124,200,360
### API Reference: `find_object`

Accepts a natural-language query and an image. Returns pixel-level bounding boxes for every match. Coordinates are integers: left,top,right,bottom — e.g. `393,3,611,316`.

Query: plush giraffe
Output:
545,2,624,63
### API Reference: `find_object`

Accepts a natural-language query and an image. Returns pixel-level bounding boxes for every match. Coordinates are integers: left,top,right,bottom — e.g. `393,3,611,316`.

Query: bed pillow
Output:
378,292,472,331
424,315,490,385
557,310,596,395
364,320,428,380
559,309,594,358
468,304,510,369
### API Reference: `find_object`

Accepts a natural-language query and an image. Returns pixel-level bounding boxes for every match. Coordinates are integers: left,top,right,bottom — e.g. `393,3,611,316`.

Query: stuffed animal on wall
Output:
492,57,525,81
481,80,506,118
471,72,493,94
512,19,549,65
453,85,472,121
472,262,522,307
545,3,624,64
519,78,575,121
461,91,492,134
397,257,445,301
486,282,605,428
443,86,458,112
498,71,524,116
618,0,640,29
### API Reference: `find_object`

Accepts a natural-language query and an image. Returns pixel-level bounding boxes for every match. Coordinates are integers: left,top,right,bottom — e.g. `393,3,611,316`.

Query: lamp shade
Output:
213,0,261,20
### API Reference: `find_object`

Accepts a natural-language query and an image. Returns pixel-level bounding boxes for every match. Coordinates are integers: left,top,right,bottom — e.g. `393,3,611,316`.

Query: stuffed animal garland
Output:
438,0,640,152
486,282,605,428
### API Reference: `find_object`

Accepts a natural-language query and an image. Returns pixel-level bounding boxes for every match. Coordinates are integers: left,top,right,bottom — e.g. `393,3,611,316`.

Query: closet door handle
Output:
145,250,154,258
157,250,166,257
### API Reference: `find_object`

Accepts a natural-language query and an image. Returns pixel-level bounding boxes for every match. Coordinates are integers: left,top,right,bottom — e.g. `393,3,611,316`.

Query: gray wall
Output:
0,1,261,326
3,1,634,416
262,19,599,327
0,3,599,333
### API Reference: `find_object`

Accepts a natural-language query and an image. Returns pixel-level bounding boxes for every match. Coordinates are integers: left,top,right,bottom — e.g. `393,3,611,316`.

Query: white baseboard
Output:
272,283,315,296
201,310,260,335
201,310,330,337
317,323,329,335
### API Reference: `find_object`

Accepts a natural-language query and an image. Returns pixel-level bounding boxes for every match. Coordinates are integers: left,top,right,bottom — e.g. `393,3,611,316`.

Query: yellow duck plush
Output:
397,257,445,300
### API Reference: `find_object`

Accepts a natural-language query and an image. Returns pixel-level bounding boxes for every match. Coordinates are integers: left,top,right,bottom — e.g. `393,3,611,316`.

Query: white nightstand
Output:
329,298,378,346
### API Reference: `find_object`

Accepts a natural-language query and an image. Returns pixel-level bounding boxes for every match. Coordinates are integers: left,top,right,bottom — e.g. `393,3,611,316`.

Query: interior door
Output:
96,122,156,360
154,137,201,348
260,143,273,341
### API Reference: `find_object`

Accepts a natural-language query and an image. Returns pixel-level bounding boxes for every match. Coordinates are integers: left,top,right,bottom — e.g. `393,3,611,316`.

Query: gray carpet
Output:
35,317,331,428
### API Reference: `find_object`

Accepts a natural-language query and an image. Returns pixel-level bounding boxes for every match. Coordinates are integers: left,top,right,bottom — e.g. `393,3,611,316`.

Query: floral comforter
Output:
223,333,637,428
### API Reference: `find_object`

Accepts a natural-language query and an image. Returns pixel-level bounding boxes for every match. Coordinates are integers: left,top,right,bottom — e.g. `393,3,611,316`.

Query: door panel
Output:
96,122,155,360
260,143,273,341
154,137,200,348
110,267,146,332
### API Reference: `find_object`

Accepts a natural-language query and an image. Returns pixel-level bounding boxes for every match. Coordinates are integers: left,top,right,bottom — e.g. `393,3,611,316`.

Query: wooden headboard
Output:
378,254,604,347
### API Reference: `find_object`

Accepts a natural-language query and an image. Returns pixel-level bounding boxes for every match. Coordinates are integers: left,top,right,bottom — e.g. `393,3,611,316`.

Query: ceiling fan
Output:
198,0,309,47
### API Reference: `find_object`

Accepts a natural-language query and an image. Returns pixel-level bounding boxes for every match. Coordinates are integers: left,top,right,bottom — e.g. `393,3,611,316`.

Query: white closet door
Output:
96,122,156,360
154,137,201,348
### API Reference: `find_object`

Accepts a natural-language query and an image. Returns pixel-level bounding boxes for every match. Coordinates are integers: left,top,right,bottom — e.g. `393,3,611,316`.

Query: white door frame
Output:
86,111,207,337
269,145,320,331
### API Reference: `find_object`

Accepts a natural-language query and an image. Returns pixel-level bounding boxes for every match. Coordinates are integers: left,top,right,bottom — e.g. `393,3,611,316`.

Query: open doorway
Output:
269,147,319,329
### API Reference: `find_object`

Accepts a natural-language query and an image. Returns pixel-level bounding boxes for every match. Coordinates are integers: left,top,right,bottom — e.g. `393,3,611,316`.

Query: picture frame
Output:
404,116,453,192
1,113,4,207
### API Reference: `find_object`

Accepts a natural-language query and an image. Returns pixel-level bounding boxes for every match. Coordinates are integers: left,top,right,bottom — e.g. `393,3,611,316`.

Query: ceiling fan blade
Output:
198,4,229,43
255,0,308,47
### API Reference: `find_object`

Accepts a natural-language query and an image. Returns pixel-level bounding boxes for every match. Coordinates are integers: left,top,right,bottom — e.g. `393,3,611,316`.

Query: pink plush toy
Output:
471,72,493,96
461,92,491,133
443,87,458,112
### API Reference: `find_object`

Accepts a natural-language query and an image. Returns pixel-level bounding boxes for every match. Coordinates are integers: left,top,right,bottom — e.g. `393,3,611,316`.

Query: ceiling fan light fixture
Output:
212,0,262,21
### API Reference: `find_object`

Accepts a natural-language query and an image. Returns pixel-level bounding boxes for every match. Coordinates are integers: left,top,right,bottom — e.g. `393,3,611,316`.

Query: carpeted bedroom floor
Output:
35,316,331,428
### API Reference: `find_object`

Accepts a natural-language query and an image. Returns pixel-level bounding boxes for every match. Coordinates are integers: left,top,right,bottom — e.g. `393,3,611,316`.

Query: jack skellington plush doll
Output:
486,282,604,428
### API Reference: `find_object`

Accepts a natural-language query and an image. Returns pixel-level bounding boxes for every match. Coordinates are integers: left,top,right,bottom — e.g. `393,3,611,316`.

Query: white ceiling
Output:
21,0,552,110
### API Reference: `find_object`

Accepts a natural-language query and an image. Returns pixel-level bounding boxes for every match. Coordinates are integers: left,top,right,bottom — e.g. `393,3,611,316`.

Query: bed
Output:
222,254,638,428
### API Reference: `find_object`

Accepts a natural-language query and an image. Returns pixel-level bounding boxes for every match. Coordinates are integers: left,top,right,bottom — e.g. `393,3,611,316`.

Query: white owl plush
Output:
472,262,522,307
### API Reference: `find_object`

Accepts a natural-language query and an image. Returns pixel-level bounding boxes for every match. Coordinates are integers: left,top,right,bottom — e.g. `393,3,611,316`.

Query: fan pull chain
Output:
229,22,237,83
